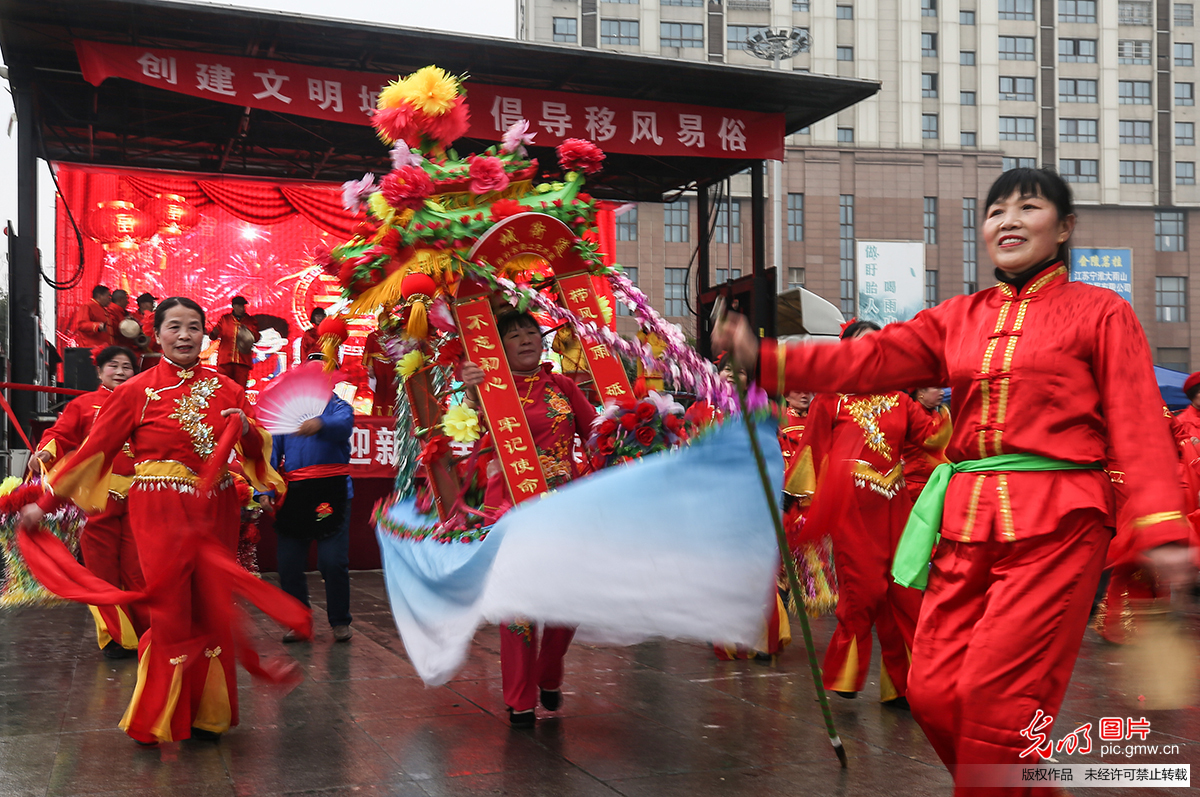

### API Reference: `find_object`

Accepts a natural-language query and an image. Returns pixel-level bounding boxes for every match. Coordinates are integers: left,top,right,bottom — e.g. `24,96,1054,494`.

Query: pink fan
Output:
253,362,336,435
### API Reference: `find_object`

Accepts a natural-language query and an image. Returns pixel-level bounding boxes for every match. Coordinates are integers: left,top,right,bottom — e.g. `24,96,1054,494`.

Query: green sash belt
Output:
892,454,1102,590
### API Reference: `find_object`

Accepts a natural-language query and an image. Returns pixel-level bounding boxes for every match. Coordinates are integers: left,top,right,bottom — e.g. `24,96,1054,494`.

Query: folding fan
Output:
253,362,336,435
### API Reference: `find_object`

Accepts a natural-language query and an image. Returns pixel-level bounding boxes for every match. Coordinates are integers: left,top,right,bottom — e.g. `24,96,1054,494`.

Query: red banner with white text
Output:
75,40,785,160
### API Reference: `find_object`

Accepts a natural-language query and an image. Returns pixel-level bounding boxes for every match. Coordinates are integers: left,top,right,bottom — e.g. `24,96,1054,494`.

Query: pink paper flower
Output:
341,173,376,212
380,165,435,211
501,119,536,155
390,140,424,170
468,156,510,194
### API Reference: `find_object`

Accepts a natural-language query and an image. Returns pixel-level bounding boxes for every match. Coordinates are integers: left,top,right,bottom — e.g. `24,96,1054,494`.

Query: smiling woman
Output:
714,167,1195,796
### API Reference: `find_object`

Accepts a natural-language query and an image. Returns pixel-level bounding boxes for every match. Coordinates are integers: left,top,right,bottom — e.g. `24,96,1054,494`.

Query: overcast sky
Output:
0,0,516,329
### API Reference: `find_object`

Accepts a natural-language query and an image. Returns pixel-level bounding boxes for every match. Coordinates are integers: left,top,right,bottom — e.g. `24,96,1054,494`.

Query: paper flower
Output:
398,349,427,380
489,198,526,222
597,294,613,324
341,173,377,212
469,156,510,194
393,66,461,116
390,140,425,170
0,476,21,496
442,403,481,443
367,192,396,224
381,166,435,211
502,119,536,154
557,138,605,175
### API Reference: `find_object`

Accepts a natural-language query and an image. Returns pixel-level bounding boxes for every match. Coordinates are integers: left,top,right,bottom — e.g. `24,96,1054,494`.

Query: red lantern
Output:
84,200,152,252
400,272,438,340
145,193,199,237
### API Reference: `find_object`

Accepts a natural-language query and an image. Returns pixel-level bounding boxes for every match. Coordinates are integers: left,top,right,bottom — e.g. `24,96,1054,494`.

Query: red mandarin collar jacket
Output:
759,264,1190,556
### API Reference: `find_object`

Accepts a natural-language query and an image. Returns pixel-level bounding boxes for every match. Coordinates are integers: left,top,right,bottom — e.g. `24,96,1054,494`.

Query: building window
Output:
923,114,939,139
960,51,976,65
924,197,938,245
663,0,703,4
1119,80,1153,104
1157,211,1187,251
793,0,810,9
960,9,976,24
1120,160,1154,183
925,270,940,308
616,205,638,241
1178,42,1196,66
837,4,854,18
961,131,978,146
1118,39,1152,64
1179,121,1196,145
617,267,638,315
553,17,577,43
1059,0,1097,22
1157,276,1188,322
1060,159,1100,182
713,199,741,244
1000,36,1036,60
922,0,937,15
1157,347,1190,370
787,193,804,241
1059,78,1098,103
1178,3,1195,25
1179,83,1197,106
840,195,855,316
1120,119,1153,144
664,268,688,317
788,267,806,290
922,32,937,57
715,267,742,283
1060,38,1097,62
838,127,855,143
837,46,855,61
1119,0,1153,24
1000,0,1035,19
961,91,977,105
1000,116,1037,141
1003,157,1039,170
600,19,640,45
1001,76,1036,101
1060,118,1098,143
1180,162,1198,184
922,73,939,98
660,22,704,48
607,0,639,3
727,25,767,51
664,199,689,243
963,199,978,294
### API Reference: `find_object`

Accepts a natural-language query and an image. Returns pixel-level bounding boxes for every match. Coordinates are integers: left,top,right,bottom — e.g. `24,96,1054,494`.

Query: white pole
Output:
773,158,783,294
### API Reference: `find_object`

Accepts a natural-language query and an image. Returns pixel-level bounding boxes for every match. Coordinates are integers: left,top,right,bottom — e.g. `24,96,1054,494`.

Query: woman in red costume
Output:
902,387,953,502
716,168,1194,796
31,345,148,658
790,321,945,706
461,311,597,728
18,297,308,746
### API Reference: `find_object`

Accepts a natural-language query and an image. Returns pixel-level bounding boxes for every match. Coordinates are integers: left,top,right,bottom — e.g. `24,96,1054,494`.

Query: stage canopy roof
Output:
0,0,880,200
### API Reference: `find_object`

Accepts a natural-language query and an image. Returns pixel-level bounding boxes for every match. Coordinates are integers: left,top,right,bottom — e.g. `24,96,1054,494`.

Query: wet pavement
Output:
0,571,1195,796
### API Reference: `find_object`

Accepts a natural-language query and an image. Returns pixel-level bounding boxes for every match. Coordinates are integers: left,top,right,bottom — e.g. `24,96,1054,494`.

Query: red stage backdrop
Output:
53,163,383,406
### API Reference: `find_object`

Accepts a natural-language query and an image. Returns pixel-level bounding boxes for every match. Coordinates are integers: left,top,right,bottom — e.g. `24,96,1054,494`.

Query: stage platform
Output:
0,572,1195,796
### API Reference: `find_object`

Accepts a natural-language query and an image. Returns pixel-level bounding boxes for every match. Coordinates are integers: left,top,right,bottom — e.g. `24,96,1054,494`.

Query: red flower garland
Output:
557,138,605,175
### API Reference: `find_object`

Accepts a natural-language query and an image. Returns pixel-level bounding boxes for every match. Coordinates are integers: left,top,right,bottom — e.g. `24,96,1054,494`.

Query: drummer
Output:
211,296,260,389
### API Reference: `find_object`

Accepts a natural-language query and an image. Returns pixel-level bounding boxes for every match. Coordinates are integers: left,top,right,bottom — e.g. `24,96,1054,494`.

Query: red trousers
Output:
500,621,574,712
79,498,148,648
907,509,1109,796
218,362,251,389
823,496,922,699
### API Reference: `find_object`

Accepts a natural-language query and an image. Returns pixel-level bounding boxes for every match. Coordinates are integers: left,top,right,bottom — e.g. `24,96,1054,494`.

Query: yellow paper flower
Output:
597,295,613,324
442,403,481,443
398,350,427,380
367,192,396,225
393,66,460,117
0,476,20,496
377,77,408,110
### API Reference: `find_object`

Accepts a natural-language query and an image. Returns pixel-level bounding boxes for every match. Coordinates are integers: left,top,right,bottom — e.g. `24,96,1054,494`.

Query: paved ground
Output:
0,572,1195,796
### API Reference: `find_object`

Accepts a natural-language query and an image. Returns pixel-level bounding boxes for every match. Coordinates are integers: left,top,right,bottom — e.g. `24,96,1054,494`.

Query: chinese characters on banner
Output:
348,415,400,479
1070,248,1133,301
855,241,925,326
75,41,785,161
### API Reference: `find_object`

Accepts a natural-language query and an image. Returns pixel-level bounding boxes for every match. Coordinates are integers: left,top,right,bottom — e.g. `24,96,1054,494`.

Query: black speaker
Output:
63,348,99,393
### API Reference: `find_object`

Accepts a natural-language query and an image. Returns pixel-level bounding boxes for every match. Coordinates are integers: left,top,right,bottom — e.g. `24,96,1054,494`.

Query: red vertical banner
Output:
556,273,633,403
452,292,549,504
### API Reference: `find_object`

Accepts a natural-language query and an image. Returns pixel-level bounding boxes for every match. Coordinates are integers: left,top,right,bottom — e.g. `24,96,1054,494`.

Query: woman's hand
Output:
711,312,759,372
17,504,45,533
221,407,250,436
26,450,51,476
460,361,484,404
1146,543,1196,592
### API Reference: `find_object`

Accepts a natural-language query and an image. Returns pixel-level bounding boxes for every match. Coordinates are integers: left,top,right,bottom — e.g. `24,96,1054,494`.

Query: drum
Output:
235,325,255,354
117,317,142,340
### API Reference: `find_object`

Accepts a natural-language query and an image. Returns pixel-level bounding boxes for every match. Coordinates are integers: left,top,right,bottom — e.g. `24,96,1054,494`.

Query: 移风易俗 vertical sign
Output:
1070,248,1132,301
855,241,925,326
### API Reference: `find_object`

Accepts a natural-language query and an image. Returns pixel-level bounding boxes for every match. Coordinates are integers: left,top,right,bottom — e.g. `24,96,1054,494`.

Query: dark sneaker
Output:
189,727,221,741
332,625,353,643
282,629,302,643
539,688,562,711
833,690,858,700
103,640,136,659
508,709,535,728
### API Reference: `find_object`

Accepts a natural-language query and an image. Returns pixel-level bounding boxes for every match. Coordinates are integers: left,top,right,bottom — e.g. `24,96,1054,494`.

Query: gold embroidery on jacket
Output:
844,394,900,458
168,378,221,459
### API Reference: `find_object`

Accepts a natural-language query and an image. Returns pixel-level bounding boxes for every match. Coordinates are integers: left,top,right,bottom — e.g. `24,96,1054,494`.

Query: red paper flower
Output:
685,400,716,427
619,413,637,431
489,198,526,222
616,394,637,412
469,156,510,194
635,402,656,422
435,338,464,366
664,414,683,433
419,97,471,145
635,426,657,446
596,436,615,455
420,434,452,468
590,454,607,470
597,418,618,437
557,138,605,175
372,104,417,144
381,166,435,211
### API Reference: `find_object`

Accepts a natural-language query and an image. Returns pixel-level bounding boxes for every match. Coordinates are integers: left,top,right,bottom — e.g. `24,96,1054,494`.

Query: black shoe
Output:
189,727,221,741
833,690,858,700
103,640,136,659
133,739,158,747
539,688,562,712
882,696,910,710
282,629,302,643
508,709,535,728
